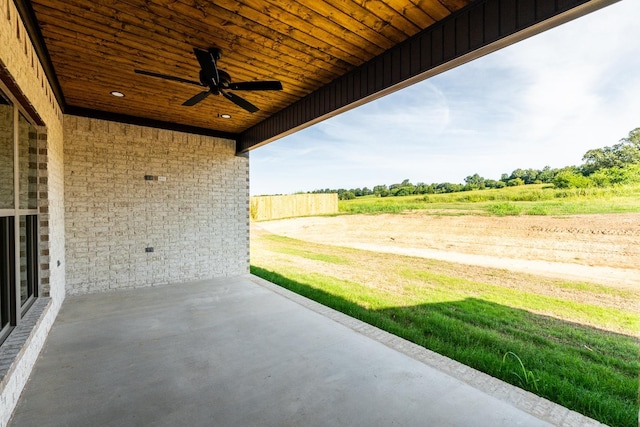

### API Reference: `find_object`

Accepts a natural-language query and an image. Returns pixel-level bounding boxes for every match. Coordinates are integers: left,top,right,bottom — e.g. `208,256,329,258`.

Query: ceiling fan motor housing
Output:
199,69,220,94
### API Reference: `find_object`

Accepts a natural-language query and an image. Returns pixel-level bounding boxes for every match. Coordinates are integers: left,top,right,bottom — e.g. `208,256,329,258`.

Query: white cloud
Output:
251,0,640,195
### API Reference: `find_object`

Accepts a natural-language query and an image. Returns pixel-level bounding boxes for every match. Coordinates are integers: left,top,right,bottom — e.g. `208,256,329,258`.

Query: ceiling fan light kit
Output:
135,47,283,113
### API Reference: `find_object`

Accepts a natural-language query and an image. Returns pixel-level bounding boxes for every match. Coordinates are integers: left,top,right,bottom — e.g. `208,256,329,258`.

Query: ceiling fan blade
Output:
134,69,202,86
182,91,211,106
193,48,219,84
228,81,283,91
221,90,259,113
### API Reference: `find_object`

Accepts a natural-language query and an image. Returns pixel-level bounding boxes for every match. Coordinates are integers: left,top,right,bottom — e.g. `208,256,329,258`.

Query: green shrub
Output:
590,165,640,187
553,171,593,189
339,191,356,200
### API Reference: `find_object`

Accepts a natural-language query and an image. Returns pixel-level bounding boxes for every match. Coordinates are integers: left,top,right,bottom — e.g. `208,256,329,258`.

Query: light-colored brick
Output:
64,116,249,295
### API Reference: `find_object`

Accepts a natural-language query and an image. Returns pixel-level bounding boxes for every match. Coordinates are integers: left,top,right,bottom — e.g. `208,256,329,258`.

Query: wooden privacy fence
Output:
250,193,338,221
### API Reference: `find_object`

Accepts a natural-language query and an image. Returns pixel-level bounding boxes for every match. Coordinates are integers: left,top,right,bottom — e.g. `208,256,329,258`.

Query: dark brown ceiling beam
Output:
65,106,238,141
14,0,66,109
237,0,620,153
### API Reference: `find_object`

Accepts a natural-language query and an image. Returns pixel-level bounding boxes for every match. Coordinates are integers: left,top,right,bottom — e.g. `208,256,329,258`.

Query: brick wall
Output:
64,116,249,294
0,0,65,424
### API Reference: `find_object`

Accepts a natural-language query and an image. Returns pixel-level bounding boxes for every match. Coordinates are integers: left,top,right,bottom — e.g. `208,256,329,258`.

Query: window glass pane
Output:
0,217,14,329
19,215,36,306
18,113,38,209
0,92,13,209
19,216,27,304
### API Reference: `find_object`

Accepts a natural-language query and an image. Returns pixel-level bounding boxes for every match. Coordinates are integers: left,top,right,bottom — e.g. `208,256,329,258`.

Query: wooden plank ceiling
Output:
26,0,472,137
22,0,614,151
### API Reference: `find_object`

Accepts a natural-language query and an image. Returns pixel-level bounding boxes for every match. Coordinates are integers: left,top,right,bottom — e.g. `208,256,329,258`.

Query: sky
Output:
250,0,640,196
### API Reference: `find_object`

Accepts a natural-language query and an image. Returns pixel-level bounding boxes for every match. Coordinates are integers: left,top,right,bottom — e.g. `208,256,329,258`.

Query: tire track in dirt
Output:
254,212,640,290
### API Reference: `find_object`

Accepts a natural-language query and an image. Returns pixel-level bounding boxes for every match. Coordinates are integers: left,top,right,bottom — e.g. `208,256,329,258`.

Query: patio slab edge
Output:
248,274,606,427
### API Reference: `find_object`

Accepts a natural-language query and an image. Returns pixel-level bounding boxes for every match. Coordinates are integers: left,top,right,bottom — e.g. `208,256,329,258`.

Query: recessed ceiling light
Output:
110,91,125,98
219,114,231,119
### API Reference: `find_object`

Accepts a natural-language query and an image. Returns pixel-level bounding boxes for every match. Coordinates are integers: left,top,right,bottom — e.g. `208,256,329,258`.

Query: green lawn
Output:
251,232,640,427
339,183,640,215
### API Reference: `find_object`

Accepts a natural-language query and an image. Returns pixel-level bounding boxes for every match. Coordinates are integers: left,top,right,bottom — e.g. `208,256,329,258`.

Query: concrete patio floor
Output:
9,275,602,426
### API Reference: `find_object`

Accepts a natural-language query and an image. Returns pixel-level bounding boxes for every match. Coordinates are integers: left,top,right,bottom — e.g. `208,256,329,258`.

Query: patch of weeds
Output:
525,206,549,215
486,203,522,216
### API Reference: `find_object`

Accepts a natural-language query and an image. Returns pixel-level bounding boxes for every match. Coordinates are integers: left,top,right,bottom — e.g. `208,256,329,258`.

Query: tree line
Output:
309,128,640,200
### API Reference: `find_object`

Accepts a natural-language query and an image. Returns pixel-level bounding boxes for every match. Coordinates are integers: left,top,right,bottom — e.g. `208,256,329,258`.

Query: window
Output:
0,88,39,344
0,217,14,333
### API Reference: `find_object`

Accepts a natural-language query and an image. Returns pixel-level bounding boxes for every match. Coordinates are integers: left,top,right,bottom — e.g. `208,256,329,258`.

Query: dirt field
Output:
253,212,640,290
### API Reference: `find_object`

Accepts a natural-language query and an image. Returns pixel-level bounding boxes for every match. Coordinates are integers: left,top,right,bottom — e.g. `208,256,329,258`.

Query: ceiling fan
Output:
135,47,283,113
